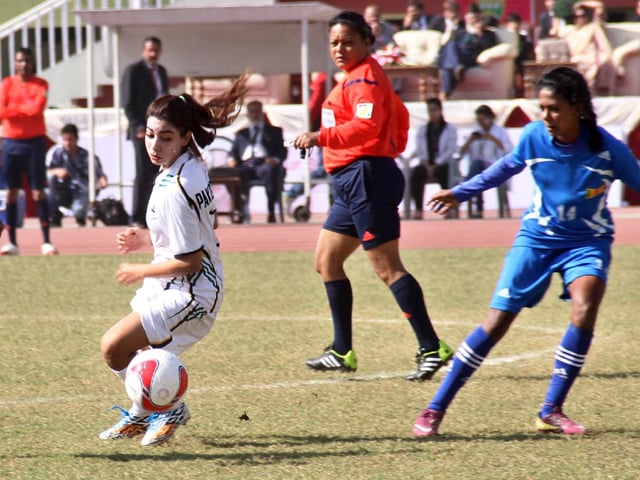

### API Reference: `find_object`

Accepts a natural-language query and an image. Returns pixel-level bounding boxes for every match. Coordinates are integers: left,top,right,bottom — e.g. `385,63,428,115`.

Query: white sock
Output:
111,367,127,381
129,402,152,418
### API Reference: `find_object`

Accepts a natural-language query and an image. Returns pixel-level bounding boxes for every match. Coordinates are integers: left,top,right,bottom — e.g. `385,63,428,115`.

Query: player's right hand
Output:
427,190,459,215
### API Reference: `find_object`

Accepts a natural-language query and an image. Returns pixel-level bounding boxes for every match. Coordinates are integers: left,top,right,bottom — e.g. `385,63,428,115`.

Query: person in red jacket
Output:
293,11,452,381
0,47,57,256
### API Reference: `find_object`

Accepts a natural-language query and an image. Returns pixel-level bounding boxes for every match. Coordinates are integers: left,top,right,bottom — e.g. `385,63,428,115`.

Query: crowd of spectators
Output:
365,0,638,99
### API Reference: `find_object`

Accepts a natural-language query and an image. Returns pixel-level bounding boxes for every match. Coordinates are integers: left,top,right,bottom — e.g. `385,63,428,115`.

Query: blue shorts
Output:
1,137,47,190
490,245,611,313
324,156,404,250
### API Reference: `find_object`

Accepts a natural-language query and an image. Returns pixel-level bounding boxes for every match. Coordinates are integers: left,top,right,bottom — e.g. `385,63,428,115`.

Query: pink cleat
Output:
535,408,586,435
413,408,444,437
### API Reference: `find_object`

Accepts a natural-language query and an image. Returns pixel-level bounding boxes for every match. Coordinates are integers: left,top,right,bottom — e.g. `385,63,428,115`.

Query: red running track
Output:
5,207,640,256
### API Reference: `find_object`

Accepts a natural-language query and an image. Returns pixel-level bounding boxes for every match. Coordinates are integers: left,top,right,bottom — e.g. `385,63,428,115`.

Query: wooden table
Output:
382,64,440,101
209,169,244,224
522,61,577,99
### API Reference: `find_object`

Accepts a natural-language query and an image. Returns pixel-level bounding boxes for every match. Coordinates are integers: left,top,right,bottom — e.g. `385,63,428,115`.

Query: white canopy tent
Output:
74,1,342,202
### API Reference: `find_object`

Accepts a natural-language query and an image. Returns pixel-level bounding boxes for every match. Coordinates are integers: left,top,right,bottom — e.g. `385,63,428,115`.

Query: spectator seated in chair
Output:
227,100,287,223
46,123,108,227
408,97,458,220
457,105,512,219
437,3,498,100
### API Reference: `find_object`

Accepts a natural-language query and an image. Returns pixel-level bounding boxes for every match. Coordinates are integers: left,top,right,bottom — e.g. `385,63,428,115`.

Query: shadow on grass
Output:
69,428,636,466
497,370,640,382
74,440,420,466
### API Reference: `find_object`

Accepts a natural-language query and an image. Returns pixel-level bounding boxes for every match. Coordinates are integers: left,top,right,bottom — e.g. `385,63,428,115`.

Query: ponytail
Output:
146,72,250,157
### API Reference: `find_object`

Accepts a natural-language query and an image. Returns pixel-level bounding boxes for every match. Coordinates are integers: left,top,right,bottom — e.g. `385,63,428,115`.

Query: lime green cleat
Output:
305,346,357,372
406,340,454,381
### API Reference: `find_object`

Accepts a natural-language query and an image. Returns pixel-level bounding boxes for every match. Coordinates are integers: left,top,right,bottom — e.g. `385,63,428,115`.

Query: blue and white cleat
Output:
140,402,191,447
99,405,151,440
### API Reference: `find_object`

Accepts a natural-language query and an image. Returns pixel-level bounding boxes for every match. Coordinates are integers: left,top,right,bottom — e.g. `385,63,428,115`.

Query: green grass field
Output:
1,246,639,479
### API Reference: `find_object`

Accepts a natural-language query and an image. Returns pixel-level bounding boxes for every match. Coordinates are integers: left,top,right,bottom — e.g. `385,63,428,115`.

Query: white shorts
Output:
130,278,223,355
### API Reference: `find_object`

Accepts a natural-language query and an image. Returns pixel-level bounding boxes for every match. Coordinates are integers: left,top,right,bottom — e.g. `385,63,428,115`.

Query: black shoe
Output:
406,341,454,381
50,216,62,228
305,346,357,372
267,213,276,223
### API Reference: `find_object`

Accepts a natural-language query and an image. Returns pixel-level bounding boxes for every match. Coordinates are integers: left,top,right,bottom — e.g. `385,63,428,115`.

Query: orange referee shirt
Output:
317,55,409,173
0,75,48,140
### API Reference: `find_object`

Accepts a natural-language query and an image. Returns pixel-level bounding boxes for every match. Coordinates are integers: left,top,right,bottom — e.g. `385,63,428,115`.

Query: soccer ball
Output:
124,349,189,412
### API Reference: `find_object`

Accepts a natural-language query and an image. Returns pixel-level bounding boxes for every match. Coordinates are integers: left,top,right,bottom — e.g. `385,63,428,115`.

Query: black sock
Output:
37,199,51,244
6,202,17,245
390,274,438,352
324,279,353,354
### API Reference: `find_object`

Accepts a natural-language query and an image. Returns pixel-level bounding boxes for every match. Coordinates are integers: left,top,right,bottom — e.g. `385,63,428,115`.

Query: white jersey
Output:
143,152,223,313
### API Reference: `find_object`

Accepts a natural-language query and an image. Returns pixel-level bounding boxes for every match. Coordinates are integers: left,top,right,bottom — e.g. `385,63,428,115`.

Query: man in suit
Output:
538,0,564,40
402,1,446,32
122,36,169,228
229,100,287,223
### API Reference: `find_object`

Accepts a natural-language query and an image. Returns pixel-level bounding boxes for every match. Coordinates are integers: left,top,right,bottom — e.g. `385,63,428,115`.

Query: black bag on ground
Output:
89,198,130,226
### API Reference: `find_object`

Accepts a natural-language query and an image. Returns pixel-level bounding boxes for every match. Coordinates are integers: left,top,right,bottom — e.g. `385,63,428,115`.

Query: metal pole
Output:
112,27,123,200
300,19,311,204
87,23,96,208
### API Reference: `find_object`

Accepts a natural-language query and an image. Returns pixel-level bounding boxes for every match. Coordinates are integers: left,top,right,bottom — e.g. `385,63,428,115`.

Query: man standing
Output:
0,47,56,256
122,36,168,228
229,101,287,223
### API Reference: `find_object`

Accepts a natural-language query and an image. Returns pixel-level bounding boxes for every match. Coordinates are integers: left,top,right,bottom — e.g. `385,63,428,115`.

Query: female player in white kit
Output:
99,75,248,447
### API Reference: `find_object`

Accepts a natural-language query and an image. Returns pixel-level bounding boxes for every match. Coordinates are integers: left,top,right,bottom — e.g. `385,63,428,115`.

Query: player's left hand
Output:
116,262,145,286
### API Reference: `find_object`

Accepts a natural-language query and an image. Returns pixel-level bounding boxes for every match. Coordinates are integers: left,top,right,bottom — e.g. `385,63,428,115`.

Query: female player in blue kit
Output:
413,67,640,437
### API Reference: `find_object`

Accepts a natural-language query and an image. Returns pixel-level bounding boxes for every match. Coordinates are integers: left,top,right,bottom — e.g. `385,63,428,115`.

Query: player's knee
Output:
571,299,599,327
100,334,119,369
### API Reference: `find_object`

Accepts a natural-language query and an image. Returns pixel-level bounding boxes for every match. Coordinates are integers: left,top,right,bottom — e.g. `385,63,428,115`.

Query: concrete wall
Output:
0,1,41,24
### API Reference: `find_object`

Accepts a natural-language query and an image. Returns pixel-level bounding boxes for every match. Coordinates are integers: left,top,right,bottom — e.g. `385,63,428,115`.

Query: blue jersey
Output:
453,120,640,248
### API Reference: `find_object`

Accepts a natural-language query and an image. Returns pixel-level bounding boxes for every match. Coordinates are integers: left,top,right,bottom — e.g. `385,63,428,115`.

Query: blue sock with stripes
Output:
324,279,353,354
429,326,495,412
540,323,593,418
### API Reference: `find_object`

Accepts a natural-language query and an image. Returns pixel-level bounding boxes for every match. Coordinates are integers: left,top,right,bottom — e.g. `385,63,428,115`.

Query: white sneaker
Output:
0,242,19,256
41,243,59,256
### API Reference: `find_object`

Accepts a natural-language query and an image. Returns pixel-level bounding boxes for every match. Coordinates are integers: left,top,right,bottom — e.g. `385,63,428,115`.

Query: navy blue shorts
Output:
1,137,47,189
324,156,404,250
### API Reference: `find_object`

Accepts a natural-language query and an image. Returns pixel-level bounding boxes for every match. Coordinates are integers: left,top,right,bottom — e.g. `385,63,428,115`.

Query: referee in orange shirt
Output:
293,11,452,381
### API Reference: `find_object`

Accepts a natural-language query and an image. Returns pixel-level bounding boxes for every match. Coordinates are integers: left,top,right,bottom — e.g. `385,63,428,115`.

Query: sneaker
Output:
140,402,191,447
41,243,59,256
305,346,357,372
0,242,19,256
99,406,151,440
406,340,454,381
535,408,586,435
413,407,444,437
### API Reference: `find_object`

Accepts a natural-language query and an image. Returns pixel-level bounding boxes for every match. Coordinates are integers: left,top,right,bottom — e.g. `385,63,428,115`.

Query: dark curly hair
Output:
537,67,601,151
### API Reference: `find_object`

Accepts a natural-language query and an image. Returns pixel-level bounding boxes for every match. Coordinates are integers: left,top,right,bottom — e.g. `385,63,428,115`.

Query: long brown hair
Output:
146,72,250,157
